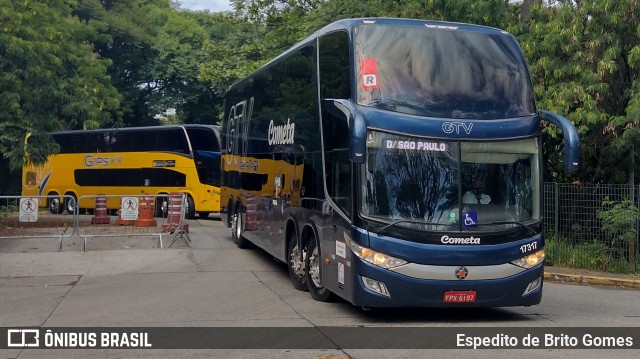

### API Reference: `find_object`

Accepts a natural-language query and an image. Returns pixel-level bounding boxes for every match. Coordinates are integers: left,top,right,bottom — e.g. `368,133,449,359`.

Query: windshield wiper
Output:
377,219,447,235
488,221,537,236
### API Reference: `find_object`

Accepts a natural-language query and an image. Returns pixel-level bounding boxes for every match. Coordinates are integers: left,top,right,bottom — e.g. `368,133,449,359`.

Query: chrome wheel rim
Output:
289,242,305,278
66,198,76,213
232,212,242,239
309,245,322,288
50,198,60,212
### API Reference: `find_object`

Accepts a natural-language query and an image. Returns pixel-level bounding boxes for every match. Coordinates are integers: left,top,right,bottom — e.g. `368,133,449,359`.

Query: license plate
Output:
443,290,476,303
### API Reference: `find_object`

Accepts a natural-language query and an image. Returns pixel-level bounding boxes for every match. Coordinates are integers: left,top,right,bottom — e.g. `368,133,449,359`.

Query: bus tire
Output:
287,231,307,291
304,236,334,302
64,192,77,214
48,193,63,214
231,203,250,249
225,199,234,228
155,194,168,218
198,212,210,219
185,194,196,219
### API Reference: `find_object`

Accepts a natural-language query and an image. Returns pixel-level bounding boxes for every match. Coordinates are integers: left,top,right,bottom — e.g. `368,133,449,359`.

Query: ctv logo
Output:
7,329,40,347
442,122,473,135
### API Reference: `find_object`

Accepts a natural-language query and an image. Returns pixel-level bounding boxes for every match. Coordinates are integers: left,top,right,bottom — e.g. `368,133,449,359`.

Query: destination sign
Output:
385,140,448,152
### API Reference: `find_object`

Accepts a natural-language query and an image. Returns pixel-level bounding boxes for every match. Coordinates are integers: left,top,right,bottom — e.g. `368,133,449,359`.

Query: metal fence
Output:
0,193,190,251
544,183,639,273
0,195,76,250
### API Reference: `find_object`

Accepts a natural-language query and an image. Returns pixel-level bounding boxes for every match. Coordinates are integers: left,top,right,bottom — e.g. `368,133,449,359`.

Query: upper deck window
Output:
355,24,535,120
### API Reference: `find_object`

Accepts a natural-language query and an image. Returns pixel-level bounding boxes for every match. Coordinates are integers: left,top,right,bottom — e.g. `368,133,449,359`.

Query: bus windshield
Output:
354,24,535,120
360,131,541,233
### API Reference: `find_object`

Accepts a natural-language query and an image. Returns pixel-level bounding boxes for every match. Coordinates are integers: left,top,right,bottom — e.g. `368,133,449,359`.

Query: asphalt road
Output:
1,217,639,358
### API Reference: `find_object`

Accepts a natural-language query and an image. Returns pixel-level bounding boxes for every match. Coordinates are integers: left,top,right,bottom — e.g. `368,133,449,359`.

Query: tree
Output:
74,0,174,127
0,0,121,170
198,13,271,122
148,9,217,124
511,0,640,184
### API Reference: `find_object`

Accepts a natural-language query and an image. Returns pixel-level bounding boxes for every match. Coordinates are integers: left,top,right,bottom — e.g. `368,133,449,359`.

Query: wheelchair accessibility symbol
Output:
462,211,477,228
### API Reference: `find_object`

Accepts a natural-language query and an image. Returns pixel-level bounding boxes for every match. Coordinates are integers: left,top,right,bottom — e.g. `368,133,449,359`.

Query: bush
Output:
545,235,636,274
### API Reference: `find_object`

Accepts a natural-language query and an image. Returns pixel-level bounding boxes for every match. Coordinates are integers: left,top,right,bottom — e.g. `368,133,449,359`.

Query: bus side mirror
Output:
539,110,580,172
323,99,367,164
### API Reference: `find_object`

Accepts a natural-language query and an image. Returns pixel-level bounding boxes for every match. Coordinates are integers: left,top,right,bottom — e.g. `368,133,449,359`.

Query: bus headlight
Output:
511,249,545,269
346,238,407,269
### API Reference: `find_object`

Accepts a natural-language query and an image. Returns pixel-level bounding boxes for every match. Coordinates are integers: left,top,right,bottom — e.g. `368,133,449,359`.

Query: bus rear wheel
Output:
185,194,196,219
48,193,63,214
231,203,250,249
225,199,234,228
64,192,77,214
287,232,307,291
304,236,334,302
155,194,168,218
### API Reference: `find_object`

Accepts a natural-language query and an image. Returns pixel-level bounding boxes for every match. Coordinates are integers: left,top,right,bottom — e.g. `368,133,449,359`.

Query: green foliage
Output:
148,9,217,124
596,196,638,244
546,235,636,274
0,0,121,170
511,0,640,184
74,0,167,127
0,203,18,214
0,201,18,231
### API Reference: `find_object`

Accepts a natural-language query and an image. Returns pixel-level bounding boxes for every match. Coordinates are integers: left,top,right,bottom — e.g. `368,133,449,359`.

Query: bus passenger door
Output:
320,102,353,296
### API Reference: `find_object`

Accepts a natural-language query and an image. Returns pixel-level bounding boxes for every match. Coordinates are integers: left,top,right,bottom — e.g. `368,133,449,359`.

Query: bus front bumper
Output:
345,259,543,308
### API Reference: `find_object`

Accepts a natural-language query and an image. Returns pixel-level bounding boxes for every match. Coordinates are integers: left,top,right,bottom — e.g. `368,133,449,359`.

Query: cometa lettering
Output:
441,235,480,244
268,119,295,145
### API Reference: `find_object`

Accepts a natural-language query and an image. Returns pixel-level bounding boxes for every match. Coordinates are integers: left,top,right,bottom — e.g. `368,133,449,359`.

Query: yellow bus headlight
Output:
511,249,545,269
346,238,407,269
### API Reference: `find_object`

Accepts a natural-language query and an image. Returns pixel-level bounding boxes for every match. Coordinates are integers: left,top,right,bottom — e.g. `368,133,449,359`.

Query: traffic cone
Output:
135,196,157,227
91,195,110,224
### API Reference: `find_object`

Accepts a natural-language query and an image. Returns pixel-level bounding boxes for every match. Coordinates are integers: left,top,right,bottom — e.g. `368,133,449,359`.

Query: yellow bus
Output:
22,125,221,219
221,147,306,231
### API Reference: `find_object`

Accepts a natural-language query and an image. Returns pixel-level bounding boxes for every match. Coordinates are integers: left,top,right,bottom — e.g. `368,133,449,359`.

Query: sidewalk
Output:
544,265,640,289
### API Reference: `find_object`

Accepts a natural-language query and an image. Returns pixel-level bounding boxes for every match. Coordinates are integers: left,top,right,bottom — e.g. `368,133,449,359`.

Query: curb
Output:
544,272,640,289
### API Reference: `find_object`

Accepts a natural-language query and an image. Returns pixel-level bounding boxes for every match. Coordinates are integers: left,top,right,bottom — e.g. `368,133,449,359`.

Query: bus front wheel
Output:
304,236,334,302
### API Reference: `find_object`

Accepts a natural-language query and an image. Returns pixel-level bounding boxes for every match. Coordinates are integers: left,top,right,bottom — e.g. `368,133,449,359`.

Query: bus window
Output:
322,108,351,217
319,30,351,100
355,24,535,120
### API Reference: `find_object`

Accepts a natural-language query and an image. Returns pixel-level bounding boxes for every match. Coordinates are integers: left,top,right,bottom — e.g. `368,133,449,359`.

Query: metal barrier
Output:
0,195,76,249
75,193,188,251
0,193,190,252
162,192,191,248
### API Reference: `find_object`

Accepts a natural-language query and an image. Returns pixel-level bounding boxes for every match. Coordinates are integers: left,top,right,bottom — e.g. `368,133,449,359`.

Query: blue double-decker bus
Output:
221,18,579,307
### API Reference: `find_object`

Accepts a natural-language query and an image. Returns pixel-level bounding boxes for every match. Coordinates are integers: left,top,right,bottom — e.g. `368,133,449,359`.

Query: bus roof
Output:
49,124,221,136
227,17,512,92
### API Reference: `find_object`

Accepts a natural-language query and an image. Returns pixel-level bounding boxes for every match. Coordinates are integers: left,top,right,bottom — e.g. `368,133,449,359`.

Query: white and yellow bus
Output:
22,125,221,219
